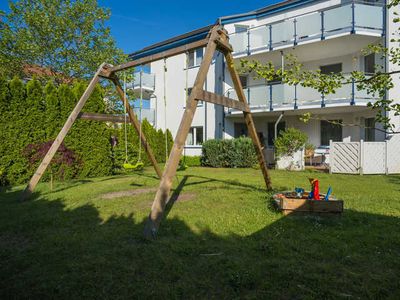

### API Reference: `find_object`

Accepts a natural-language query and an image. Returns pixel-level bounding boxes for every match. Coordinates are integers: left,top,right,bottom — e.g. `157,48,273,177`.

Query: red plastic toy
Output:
308,178,320,200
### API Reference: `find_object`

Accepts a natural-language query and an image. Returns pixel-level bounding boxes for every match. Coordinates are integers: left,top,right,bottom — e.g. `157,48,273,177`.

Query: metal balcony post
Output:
351,2,355,34
294,84,298,109
247,87,251,106
269,84,273,111
351,78,355,105
269,25,273,51
382,2,386,37
321,11,325,40
294,19,298,46
247,29,251,56
321,92,326,108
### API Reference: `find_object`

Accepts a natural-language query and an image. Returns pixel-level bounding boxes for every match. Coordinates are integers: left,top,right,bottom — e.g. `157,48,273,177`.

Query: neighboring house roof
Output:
23,64,73,83
129,0,318,60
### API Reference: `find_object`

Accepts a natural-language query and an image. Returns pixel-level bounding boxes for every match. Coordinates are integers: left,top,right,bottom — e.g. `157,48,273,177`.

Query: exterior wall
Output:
133,0,398,157
387,3,400,131
150,51,224,156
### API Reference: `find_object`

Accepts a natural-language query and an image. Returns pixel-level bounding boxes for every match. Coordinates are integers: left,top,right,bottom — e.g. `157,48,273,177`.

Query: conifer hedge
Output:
0,78,173,186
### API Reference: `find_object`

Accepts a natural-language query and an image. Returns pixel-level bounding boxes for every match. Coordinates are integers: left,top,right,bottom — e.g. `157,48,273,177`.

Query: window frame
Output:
186,126,204,146
320,63,343,75
364,118,376,142
320,120,343,146
187,48,204,68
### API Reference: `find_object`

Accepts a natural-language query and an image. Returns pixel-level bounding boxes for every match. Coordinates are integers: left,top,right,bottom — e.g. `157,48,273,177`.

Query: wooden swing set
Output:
21,25,272,238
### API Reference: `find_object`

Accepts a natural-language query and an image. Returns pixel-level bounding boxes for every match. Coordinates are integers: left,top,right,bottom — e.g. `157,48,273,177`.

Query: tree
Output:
0,0,126,81
240,0,400,132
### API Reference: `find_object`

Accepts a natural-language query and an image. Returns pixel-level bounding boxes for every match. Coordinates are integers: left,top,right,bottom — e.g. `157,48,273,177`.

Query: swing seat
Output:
123,162,144,171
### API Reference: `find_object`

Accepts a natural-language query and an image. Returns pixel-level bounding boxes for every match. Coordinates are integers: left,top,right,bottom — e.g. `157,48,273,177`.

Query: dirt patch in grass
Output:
134,192,197,210
100,188,157,199
172,192,196,203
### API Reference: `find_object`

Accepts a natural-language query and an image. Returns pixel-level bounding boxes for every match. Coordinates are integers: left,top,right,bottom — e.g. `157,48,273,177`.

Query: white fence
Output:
330,134,400,175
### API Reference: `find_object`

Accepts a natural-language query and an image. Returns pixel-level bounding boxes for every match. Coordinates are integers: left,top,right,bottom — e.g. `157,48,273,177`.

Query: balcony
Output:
127,72,155,99
229,1,384,56
133,107,156,125
226,75,379,114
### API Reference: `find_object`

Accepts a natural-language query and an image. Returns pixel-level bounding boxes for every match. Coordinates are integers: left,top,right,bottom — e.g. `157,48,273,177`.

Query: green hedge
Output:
201,137,257,168
0,77,173,186
182,156,201,167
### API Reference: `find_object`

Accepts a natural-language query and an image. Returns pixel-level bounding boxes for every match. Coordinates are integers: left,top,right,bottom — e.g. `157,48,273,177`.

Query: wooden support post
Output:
78,112,126,123
110,75,163,179
224,50,272,190
195,90,250,112
144,28,219,239
21,63,108,200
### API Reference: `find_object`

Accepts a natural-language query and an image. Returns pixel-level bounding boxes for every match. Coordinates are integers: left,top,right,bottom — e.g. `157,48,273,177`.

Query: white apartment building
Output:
128,0,399,161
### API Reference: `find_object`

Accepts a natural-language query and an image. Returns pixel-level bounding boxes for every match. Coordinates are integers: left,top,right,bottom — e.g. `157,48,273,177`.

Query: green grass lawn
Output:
1,167,399,299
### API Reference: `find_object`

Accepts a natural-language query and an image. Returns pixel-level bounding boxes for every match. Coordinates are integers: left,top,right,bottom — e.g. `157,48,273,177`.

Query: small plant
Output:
274,128,308,158
23,141,81,190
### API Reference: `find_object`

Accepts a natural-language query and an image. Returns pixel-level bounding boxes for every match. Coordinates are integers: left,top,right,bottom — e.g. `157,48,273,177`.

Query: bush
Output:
201,137,257,168
182,156,201,167
0,78,173,185
274,128,308,158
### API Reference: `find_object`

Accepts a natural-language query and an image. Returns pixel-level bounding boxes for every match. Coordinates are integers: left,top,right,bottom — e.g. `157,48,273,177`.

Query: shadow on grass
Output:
1,188,399,299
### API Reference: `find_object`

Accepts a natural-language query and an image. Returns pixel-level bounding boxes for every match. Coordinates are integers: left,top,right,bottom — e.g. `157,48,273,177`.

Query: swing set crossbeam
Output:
21,25,272,241
78,112,126,123
195,90,250,112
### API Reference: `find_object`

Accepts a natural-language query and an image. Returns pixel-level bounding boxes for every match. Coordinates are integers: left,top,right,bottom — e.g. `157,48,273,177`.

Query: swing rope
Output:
177,52,190,171
122,70,144,171
123,72,129,164
138,68,143,163
164,58,168,163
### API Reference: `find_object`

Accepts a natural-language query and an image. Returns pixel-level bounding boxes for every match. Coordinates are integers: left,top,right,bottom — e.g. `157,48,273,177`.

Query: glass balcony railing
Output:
226,75,379,112
133,107,155,124
229,1,384,55
127,72,155,91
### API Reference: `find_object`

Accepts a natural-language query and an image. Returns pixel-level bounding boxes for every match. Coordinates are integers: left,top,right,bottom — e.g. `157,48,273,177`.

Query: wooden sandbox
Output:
273,192,344,216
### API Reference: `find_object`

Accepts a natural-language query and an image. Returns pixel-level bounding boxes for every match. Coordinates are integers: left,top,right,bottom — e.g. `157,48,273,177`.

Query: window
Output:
239,75,248,89
365,118,376,141
320,63,342,74
187,48,204,68
267,122,286,147
320,120,342,146
234,123,248,138
186,127,204,145
364,54,375,74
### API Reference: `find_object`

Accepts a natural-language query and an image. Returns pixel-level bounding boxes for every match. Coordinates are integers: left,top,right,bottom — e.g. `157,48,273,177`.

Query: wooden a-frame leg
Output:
110,75,162,179
143,29,219,239
20,63,108,201
224,52,272,190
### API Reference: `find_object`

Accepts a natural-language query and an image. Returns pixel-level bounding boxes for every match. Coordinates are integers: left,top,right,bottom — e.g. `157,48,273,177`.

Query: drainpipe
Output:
275,112,284,141
280,51,285,72
150,94,157,129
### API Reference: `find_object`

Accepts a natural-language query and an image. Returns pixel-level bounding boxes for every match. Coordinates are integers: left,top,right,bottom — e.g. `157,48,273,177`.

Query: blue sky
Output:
1,0,281,54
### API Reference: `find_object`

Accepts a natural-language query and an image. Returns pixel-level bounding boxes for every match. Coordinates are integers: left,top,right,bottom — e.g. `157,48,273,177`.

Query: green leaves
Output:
274,128,307,158
0,0,126,81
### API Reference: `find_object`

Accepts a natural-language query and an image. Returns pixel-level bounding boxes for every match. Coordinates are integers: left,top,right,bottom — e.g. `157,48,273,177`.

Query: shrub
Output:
201,137,257,168
182,156,201,167
0,78,173,184
274,128,308,158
